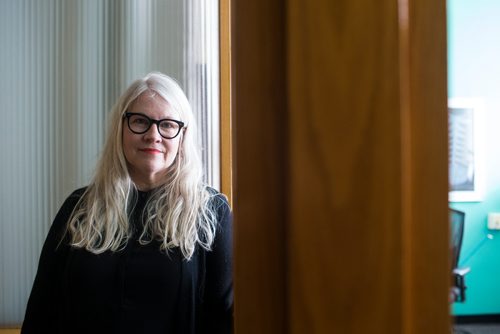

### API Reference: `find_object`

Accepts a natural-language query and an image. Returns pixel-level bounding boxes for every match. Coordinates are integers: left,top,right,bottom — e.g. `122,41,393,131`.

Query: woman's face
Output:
122,92,182,190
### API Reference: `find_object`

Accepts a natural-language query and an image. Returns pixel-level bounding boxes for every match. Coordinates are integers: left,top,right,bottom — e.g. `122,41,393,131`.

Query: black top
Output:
21,187,233,334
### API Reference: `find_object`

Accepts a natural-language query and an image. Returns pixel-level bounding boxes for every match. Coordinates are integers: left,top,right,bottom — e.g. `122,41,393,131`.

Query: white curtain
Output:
0,0,219,325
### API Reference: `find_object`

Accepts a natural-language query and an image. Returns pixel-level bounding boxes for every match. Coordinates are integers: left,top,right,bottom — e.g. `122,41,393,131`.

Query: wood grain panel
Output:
0,329,20,334
232,0,288,333
232,0,448,332
400,0,450,332
285,0,448,332
288,0,404,332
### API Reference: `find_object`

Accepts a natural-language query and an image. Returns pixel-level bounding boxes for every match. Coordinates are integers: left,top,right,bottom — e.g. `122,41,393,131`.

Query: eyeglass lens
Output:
128,114,181,138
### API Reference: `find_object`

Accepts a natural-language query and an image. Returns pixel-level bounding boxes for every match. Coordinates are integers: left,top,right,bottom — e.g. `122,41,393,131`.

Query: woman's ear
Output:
177,130,185,156
179,127,187,144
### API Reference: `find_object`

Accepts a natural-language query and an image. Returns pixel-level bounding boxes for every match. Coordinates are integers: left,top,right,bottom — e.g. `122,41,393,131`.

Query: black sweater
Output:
21,187,233,334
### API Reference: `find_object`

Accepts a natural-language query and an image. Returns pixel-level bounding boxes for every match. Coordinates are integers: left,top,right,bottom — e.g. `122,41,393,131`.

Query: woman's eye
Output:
160,121,175,129
133,117,149,125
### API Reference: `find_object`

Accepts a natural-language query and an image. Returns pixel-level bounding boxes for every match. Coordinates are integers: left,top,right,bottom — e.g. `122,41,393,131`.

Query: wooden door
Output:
232,0,450,333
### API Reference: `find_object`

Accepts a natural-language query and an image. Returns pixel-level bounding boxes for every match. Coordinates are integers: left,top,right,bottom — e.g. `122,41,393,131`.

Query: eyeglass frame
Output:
123,112,185,139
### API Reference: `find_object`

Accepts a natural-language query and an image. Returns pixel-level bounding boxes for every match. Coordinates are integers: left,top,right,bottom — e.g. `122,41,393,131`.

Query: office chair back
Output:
450,208,465,269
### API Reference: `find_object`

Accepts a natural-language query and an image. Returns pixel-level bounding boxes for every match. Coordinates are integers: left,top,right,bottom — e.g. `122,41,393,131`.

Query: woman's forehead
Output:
130,92,181,118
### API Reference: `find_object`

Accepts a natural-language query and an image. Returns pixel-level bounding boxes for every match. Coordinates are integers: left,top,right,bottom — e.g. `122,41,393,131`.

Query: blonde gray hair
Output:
67,72,217,260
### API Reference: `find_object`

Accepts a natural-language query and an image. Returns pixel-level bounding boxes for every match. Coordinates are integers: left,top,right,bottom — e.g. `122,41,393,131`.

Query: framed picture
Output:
448,98,485,202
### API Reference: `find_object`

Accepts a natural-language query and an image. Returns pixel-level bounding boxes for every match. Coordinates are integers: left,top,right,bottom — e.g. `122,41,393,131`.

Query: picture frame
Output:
448,98,485,202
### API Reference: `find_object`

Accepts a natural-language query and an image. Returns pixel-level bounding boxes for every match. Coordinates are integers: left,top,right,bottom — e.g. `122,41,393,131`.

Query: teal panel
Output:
449,0,500,316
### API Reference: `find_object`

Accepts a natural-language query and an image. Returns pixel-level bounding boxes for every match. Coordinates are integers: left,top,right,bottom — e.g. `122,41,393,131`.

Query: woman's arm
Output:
200,194,233,334
21,189,84,333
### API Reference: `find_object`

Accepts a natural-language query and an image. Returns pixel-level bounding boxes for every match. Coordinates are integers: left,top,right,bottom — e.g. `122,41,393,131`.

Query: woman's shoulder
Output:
64,186,88,205
205,186,230,210
56,186,88,218
48,187,88,241
203,187,231,232
70,186,88,198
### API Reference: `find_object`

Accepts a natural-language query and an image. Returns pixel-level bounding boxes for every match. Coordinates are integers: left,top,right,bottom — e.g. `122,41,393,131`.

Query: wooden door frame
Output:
220,0,233,205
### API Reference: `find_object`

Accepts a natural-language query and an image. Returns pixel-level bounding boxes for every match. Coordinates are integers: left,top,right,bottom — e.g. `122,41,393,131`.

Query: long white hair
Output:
66,72,217,260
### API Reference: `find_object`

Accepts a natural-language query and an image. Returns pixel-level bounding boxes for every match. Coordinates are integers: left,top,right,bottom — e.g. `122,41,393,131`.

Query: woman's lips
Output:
139,148,163,154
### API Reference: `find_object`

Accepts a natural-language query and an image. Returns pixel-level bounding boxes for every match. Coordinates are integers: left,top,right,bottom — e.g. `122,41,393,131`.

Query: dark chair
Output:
449,208,471,334
450,208,470,303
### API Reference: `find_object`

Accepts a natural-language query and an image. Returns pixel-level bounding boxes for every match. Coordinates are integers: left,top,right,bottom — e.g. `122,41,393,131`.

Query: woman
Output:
21,72,233,334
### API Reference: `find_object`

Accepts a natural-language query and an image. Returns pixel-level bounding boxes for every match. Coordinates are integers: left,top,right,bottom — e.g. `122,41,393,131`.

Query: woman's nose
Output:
143,124,162,141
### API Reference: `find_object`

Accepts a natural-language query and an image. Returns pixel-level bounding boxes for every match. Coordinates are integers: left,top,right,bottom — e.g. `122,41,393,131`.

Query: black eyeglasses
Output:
124,112,185,139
